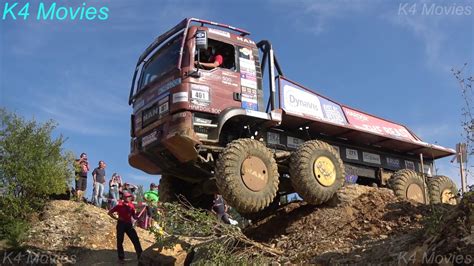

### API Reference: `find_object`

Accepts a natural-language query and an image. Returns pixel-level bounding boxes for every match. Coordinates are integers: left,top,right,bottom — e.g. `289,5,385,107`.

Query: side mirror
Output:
195,30,208,51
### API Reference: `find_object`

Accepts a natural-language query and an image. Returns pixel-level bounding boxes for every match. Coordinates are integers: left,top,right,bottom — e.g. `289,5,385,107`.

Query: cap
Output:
150,183,157,188
122,192,133,198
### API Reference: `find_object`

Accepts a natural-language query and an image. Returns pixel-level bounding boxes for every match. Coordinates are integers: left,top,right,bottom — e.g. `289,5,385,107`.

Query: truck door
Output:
189,37,241,114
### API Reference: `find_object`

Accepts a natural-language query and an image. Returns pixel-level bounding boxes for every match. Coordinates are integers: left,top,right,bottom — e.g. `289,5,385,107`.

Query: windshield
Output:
138,35,183,92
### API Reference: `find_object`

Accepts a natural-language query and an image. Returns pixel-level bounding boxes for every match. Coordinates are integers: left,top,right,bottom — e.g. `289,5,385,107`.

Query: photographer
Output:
74,153,89,202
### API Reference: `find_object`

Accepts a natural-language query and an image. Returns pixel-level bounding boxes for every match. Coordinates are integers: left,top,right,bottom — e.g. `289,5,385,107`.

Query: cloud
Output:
383,1,473,71
281,0,373,35
385,8,446,70
19,68,130,137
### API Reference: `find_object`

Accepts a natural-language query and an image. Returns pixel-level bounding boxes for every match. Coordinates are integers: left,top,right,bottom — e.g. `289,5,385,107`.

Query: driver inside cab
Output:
195,47,223,70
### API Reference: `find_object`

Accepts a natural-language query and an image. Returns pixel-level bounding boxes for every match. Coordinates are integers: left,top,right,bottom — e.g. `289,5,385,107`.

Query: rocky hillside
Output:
23,200,155,265
5,185,473,265
244,185,473,264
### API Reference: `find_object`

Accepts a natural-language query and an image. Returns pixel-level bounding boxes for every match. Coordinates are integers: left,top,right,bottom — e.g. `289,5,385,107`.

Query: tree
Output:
452,64,473,185
0,108,73,246
135,184,145,202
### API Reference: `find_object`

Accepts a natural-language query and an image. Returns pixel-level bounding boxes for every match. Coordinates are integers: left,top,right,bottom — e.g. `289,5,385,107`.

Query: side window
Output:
195,38,236,70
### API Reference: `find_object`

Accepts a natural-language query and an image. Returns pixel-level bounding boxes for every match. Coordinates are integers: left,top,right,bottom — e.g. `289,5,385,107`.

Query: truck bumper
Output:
128,111,201,174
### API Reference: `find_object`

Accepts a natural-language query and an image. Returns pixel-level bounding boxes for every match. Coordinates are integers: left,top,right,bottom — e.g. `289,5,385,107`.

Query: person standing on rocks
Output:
92,160,107,207
108,192,143,262
74,153,89,202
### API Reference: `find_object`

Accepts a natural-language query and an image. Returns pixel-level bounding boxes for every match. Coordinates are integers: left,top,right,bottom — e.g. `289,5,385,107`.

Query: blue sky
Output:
1,0,473,198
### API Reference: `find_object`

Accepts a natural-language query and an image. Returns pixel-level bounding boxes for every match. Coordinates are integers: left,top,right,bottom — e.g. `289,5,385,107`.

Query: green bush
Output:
0,108,73,247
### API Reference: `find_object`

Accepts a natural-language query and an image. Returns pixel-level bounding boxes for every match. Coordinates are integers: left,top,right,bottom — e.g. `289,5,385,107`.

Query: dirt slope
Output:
24,200,155,265
14,186,473,265
244,185,465,264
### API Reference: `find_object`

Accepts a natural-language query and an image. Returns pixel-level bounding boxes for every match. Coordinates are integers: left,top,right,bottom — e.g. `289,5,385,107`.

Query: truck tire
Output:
289,140,345,205
159,175,213,208
159,174,178,203
216,138,279,213
389,169,429,204
428,175,458,205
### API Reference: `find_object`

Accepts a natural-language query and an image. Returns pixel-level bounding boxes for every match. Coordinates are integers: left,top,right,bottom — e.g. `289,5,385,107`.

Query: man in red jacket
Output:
108,192,143,262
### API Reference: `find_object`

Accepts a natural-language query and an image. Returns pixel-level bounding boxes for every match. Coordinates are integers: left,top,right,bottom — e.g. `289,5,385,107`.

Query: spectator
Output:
144,183,160,226
74,153,89,202
109,173,122,209
92,160,107,207
108,192,143,262
122,183,138,200
212,194,238,225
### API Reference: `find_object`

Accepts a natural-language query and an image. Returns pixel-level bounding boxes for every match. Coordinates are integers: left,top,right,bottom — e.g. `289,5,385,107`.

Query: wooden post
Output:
419,153,428,204
459,151,466,194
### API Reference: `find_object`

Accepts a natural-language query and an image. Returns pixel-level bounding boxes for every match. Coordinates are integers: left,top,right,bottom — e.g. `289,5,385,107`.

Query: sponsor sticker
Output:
343,106,417,142
158,78,181,96
386,157,401,168
363,152,381,164
280,78,347,125
142,131,157,147
283,84,324,119
287,136,304,149
346,148,359,160
172,92,188,103
405,160,415,170
209,28,230,38
267,132,280,145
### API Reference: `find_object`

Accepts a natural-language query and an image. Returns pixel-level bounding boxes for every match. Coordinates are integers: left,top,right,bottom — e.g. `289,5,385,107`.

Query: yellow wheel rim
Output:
406,184,424,203
313,156,336,187
441,189,457,205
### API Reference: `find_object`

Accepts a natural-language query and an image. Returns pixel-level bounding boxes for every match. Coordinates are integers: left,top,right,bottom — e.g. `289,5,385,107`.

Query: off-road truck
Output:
128,18,458,215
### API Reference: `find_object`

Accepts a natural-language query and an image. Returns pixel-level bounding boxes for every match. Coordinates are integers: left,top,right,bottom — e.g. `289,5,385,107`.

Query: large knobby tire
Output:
428,175,458,205
215,138,279,213
159,175,213,208
390,169,429,204
289,140,345,205
159,174,179,203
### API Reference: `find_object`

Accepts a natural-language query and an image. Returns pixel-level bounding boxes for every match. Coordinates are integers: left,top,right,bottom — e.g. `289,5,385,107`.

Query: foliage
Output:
0,108,74,247
423,205,448,236
149,200,275,264
452,64,473,181
0,196,31,247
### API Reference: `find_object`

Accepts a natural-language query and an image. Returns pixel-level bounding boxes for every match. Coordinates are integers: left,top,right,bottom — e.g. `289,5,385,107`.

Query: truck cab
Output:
128,18,267,180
